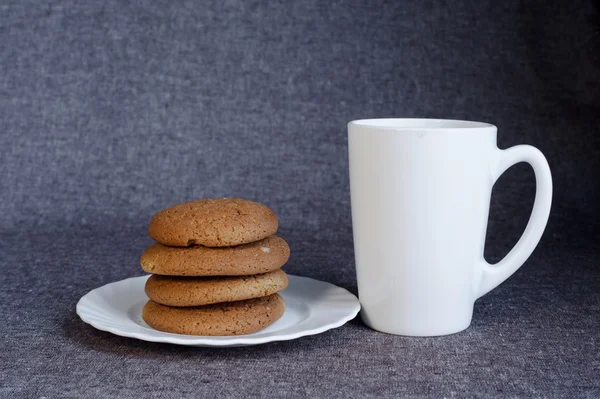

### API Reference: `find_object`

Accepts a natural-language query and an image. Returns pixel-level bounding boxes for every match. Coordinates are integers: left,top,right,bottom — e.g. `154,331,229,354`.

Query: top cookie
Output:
148,198,278,247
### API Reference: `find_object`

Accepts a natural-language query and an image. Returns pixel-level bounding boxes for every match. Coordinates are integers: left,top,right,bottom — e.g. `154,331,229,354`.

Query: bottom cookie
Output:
142,294,285,336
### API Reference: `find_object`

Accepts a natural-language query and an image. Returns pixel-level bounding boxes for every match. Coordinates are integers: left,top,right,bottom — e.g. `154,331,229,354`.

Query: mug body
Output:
348,119,497,336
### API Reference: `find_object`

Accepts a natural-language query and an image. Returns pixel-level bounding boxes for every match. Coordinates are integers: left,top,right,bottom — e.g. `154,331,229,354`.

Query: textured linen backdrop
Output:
1,0,598,397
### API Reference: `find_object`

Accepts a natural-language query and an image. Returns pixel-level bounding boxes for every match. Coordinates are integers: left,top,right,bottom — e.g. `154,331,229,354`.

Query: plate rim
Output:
76,274,360,347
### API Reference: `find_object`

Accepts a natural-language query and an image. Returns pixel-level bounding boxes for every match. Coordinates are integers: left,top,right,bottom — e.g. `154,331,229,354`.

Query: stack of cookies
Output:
140,198,290,336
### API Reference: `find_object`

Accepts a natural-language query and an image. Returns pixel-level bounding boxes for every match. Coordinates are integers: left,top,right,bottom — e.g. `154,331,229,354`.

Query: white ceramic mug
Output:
348,119,552,336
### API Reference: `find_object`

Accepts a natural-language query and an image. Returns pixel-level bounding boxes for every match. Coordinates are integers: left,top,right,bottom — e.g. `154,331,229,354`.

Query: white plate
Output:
76,274,360,347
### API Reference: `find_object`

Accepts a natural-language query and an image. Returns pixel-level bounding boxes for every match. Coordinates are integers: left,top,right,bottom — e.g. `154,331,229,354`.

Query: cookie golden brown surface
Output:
148,198,278,247
145,269,289,307
142,294,285,336
140,235,290,276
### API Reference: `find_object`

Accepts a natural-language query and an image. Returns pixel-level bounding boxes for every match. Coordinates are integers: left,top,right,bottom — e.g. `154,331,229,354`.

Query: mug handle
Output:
476,145,553,298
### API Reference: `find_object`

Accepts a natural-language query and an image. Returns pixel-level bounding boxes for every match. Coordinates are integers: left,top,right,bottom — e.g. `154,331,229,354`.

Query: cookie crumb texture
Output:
145,269,289,306
142,294,286,336
140,236,290,276
148,198,278,247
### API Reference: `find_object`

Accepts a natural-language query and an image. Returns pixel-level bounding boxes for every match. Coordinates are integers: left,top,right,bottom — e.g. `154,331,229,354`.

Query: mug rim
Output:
348,118,496,130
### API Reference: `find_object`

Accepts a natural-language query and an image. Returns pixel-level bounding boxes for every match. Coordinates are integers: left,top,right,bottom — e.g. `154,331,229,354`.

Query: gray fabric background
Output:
1,0,599,397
